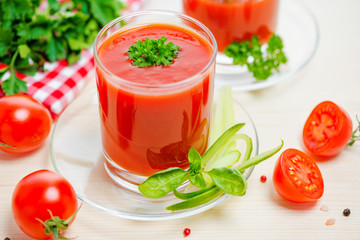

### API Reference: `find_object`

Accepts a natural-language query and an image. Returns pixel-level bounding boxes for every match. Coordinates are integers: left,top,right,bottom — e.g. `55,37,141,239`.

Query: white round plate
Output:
50,87,259,221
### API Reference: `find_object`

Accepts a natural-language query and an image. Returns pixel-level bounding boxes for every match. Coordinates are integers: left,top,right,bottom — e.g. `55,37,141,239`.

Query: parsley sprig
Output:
0,0,125,95
127,37,180,67
224,34,287,80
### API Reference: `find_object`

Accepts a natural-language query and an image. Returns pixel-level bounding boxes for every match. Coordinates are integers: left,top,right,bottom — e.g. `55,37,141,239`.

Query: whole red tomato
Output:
273,148,324,203
303,101,353,157
12,170,78,240
0,94,52,153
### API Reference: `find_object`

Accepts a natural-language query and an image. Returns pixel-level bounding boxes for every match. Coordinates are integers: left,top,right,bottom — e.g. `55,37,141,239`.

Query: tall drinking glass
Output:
94,11,217,190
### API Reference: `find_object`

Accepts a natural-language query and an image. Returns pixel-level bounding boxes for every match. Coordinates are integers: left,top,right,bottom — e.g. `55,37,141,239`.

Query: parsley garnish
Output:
224,34,287,80
0,0,125,96
127,37,180,67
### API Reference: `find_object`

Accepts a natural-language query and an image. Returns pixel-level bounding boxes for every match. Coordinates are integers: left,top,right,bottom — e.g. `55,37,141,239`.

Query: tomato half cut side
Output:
303,101,353,157
273,148,324,203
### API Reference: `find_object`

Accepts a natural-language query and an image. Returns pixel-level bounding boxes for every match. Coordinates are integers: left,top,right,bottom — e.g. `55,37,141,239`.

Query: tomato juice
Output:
95,22,216,176
183,0,279,52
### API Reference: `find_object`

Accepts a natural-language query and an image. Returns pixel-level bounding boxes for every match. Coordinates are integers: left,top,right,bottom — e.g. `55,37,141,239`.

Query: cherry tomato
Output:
0,94,52,153
303,101,353,157
12,170,78,240
273,148,324,203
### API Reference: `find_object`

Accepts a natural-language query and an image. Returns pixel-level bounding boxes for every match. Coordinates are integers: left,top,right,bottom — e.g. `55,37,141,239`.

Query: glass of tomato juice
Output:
94,11,217,190
183,0,279,72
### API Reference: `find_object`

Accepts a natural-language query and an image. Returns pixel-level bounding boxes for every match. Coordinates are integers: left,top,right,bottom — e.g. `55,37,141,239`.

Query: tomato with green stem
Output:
273,148,324,203
303,101,353,157
0,94,52,153
12,170,78,240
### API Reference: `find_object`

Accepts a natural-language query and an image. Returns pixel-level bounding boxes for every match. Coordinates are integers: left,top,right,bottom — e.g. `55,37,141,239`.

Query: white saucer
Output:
50,87,259,220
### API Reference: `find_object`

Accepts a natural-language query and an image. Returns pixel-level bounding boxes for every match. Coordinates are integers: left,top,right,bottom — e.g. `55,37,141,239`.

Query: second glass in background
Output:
183,0,279,74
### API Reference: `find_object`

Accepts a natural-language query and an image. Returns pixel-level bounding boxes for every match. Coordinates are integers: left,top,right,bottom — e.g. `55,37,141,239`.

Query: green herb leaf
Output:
1,50,28,95
2,71,28,95
187,146,206,188
18,45,31,59
224,34,287,80
189,172,206,189
188,147,202,172
138,167,189,198
127,37,180,67
0,0,125,95
88,0,126,27
206,167,247,196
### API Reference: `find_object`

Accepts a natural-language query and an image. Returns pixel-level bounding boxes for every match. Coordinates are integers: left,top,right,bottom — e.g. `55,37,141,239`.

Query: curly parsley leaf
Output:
224,34,287,80
1,72,27,95
127,37,180,67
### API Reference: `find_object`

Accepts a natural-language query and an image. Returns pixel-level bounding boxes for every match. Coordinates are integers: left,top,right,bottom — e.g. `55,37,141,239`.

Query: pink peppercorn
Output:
183,228,191,237
260,175,267,183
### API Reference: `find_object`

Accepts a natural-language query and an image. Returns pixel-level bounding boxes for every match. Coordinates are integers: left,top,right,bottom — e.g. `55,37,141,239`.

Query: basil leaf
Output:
138,167,189,199
207,167,247,196
189,172,206,188
188,147,202,172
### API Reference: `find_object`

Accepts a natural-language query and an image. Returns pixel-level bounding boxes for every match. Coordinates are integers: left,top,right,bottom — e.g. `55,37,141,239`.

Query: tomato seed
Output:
325,218,336,226
343,208,351,216
260,175,267,183
183,228,191,237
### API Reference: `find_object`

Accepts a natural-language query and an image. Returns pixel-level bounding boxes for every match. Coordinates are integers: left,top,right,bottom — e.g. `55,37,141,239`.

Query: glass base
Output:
103,151,148,192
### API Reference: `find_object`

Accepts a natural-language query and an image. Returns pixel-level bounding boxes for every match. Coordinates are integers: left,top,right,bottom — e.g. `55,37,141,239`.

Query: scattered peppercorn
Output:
4,237,10,240
320,204,329,212
343,208,351,216
260,175,267,183
325,218,336,226
183,228,191,237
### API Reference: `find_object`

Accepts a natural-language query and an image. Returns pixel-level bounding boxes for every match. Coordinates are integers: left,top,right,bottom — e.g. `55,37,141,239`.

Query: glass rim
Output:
93,10,218,89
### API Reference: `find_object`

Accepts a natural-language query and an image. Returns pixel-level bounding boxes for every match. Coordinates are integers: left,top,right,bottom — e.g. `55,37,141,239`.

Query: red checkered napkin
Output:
0,0,145,119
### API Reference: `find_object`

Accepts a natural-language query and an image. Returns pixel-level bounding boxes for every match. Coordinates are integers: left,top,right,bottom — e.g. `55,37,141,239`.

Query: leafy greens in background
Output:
224,34,287,81
0,0,126,95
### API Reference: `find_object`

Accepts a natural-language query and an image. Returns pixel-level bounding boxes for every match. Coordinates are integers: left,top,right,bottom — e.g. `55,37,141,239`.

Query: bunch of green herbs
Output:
224,34,287,81
0,0,125,95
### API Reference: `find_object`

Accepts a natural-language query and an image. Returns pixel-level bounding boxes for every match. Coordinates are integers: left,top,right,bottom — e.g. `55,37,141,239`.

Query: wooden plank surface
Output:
1,0,360,239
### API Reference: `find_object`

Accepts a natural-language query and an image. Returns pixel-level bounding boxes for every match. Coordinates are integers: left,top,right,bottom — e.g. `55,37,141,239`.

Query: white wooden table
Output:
1,0,360,239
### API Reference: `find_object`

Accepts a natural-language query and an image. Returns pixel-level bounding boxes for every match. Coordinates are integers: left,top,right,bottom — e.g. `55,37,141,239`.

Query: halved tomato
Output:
303,101,353,157
273,148,324,203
